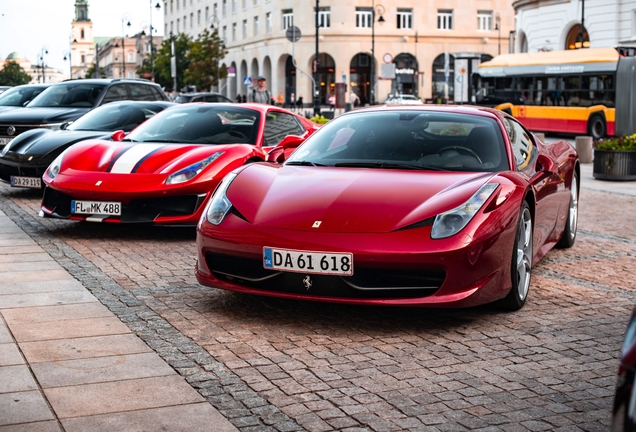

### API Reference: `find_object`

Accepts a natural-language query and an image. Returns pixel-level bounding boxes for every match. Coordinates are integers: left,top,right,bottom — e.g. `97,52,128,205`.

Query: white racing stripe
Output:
110,144,164,174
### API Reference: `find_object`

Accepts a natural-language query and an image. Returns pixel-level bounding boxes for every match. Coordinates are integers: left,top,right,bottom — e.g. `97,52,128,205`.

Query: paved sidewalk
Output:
0,210,237,431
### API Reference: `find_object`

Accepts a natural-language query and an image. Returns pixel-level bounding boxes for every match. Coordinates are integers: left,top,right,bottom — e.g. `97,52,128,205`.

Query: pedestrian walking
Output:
247,75,271,104
277,93,284,107
296,96,303,111
350,90,360,108
328,92,336,111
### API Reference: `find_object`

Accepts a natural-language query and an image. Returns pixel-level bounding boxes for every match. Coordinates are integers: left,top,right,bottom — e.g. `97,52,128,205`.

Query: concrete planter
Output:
593,149,636,180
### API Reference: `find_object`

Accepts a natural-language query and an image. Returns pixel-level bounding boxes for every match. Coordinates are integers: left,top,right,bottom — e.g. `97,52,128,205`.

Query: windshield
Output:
286,111,509,172
28,83,106,108
0,86,47,107
69,103,166,132
125,105,260,144
174,95,193,103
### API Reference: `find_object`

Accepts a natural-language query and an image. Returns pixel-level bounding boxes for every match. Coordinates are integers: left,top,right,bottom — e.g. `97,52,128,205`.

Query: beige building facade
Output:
164,0,515,105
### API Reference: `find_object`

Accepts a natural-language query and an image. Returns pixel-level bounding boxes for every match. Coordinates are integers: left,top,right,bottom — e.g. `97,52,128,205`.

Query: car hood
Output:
4,129,109,160
0,106,20,114
60,140,255,176
228,164,496,233
0,107,90,125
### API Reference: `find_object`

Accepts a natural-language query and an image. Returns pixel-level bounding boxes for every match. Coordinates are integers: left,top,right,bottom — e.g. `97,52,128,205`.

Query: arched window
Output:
432,53,454,101
518,32,528,53
566,25,589,50
81,29,85,39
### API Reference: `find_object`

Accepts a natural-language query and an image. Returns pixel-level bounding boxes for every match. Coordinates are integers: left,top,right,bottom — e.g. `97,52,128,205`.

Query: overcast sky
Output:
0,0,165,72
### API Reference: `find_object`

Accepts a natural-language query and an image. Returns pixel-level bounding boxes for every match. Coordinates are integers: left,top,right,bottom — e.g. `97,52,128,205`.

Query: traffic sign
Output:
382,53,393,64
243,76,252,86
286,26,301,43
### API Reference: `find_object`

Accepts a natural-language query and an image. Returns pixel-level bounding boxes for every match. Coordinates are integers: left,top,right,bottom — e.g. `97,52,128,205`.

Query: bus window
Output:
581,75,615,107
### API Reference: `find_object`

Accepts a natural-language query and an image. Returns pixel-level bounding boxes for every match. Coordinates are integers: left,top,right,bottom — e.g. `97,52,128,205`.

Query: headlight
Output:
0,139,14,157
165,152,224,185
37,123,64,130
46,151,65,179
205,171,238,225
431,184,499,239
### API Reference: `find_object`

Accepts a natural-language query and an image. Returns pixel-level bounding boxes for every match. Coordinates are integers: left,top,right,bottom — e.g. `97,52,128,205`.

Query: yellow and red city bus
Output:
474,47,628,139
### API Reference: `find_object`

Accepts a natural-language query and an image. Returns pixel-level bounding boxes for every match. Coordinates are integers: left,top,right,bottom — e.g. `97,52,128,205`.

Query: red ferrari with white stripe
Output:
40,103,318,224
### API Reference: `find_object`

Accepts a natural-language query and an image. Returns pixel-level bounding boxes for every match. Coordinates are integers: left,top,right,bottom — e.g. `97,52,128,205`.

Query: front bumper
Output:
195,207,519,308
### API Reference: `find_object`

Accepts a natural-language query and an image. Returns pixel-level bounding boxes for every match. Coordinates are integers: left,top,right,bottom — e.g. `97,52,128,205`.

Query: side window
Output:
205,95,219,102
129,84,156,101
263,111,305,146
504,118,537,170
150,86,166,100
101,85,128,104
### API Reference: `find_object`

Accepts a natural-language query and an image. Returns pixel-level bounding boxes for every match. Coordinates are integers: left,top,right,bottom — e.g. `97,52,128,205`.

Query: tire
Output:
556,172,578,249
500,201,533,311
587,114,606,141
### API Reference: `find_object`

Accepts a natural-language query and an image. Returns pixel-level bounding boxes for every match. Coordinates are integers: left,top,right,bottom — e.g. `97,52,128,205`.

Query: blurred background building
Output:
163,0,515,105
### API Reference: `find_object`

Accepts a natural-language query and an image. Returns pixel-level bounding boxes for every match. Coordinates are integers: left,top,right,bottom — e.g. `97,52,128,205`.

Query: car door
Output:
128,84,156,101
504,117,562,254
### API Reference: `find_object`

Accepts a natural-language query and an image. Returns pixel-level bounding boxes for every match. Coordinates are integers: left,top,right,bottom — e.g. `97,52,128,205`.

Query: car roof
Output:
96,100,175,108
180,92,227,97
348,104,507,122
57,78,161,86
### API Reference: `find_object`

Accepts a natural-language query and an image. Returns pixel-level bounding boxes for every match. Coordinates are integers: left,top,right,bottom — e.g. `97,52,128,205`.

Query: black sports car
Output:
0,100,174,189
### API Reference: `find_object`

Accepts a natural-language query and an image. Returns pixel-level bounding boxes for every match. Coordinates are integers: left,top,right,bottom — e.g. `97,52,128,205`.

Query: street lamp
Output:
38,46,48,83
150,1,161,81
495,13,501,55
370,1,385,105
208,14,223,92
116,13,132,78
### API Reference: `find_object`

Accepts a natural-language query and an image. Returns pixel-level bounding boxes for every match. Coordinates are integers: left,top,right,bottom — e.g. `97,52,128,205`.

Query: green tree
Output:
84,63,106,78
0,60,31,86
152,33,192,91
184,29,227,91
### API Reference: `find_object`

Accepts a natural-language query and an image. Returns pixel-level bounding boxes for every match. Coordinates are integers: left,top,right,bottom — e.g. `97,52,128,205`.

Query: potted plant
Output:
593,133,636,180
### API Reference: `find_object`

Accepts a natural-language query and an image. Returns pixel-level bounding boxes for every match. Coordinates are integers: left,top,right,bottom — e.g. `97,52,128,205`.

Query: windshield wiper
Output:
121,138,137,142
334,162,447,171
285,161,325,167
141,139,193,143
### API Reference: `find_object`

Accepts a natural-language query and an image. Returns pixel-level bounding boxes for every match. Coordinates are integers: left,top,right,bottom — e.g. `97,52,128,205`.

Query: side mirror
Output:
536,154,556,173
23,100,31,107
60,121,72,130
278,134,304,149
266,146,285,164
110,130,125,142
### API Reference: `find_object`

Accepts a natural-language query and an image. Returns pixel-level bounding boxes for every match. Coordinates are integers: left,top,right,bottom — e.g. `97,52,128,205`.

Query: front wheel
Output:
556,172,578,248
500,202,533,311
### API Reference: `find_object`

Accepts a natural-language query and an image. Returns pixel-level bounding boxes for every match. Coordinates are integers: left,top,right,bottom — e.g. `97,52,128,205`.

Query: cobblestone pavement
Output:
2,172,635,432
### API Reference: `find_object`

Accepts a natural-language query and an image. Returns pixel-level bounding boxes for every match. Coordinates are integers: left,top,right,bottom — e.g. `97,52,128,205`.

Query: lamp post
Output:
94,44,100,78
119,13,132,78
150,1,161,81
38,46,48,83
208,14,223,92
370,1,385,105
495,13,501,55
313,0,320,115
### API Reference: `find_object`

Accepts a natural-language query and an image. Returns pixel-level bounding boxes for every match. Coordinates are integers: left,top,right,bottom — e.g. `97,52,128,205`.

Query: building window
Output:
177,18,180,32
128,52,134,62
222,0,227,16
315,7,330,28
242,0,246,9
232,22,236,41
176,0,178,10
397,9,412,29
282,10,293,30
81,54,86,63
128,71,135,78
198,10,201,25
223,25,227,40
254,16,259,36
165,23,169,34
190,13,194,28
81,28,85,39
356,8,372,28
477,11,492,31
232,0,236,13
254,0,258,4
170,0,173,13
437,9,453,30
212,3,217,18
184,15,187,29
266,12,272,33
242,19,247,38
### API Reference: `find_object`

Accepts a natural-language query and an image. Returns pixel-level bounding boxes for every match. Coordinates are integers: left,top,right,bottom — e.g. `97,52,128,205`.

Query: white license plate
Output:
0,138,11,146
263,247,353,276
71,200,122,216
10,176,41,189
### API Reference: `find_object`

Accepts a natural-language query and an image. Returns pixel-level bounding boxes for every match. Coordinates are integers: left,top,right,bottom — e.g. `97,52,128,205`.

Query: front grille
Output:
0,125,37,138
205,252,444,299
42,187,206,222
0,163,46,182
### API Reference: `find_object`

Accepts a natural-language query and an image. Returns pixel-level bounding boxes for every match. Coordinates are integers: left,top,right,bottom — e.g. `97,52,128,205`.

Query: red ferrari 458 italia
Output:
40,103,318,224
196,106,579,310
